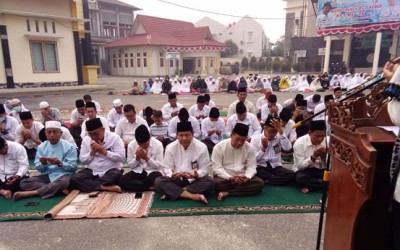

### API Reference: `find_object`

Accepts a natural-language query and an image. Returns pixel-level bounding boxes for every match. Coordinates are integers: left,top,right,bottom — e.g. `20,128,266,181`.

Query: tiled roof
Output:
106,15,226,49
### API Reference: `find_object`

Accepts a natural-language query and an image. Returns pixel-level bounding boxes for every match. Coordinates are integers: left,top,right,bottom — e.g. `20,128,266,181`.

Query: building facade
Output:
88,0,140,75
195,16,272,58
0,0,90,88
106,15,226,77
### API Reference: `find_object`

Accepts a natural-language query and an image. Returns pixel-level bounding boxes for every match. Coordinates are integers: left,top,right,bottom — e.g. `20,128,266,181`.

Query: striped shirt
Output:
150,122,169,138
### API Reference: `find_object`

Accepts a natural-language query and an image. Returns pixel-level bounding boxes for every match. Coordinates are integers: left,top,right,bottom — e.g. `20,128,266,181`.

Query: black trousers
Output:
71,168,123,192
119,170,162,192
201,138,216,154
154,176,215,200
24,147,37,161
0,176,28,193
256,164,294,185
294,168,324,192
214,176,264,196
391,200,400,250
69,127,82,149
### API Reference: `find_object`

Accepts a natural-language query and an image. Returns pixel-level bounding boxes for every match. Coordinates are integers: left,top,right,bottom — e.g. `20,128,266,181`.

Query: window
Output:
210,59,214,67
130,53,133,57
247,31,254,42
197,59,201,67
44,21,48,33
130,58,134,67
35,20,39,32
31,42,59,72
160,58,164,67
118,59,122,68
26,20,31,32
52,22,56,33
143,58,147,68
175,59,179,68
137,58,141,67
170,60,173,67
125,59,128,67
113,59,116,68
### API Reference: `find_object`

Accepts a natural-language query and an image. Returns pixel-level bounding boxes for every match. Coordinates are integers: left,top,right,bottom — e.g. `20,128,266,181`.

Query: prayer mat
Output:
149,185,322,216
45,190,154,220
0,195,65,221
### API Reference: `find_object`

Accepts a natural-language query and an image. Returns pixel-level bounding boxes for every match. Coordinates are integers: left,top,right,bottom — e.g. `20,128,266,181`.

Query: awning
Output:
317,22,400,36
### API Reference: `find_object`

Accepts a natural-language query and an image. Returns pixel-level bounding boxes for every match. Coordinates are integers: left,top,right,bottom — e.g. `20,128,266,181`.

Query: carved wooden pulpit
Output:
324,82,397,250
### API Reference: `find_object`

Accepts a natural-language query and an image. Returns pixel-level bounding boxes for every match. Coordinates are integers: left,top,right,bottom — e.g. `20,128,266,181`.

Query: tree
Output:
281,58,291,72
272,57,281,72
221,39,238,58
271,37,284,57
241,57,249,69
265,57,273,71
258,57,266,71
249,56,257,70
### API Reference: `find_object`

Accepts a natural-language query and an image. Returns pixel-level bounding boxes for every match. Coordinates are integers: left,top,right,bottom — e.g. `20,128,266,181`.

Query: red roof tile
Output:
106,15,226,49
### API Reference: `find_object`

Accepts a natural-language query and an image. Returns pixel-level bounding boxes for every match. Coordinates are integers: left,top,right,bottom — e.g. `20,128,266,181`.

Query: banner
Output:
316,0,400,29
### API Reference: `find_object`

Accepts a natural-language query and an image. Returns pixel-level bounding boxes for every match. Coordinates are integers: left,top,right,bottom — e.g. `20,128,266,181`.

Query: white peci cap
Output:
45,121,62,129
39,101,50,109
113,99,122,107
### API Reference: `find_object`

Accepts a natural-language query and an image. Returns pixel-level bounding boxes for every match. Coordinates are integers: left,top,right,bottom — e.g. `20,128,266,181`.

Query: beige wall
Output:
108,45,222,77
0,0,78,83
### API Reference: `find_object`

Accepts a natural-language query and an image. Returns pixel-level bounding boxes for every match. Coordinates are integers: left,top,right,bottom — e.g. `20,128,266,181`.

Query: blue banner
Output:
317,0,400,28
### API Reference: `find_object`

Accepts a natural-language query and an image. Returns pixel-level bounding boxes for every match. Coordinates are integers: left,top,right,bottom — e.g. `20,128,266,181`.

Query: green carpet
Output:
149,185,322,216
0,195,65,221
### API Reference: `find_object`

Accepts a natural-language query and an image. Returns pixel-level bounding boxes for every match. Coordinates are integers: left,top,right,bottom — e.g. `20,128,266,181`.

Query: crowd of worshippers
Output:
0,88,338,203
119,72,372,95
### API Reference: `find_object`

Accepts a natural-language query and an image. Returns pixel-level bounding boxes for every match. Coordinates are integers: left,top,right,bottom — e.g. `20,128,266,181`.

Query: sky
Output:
121,0,287,43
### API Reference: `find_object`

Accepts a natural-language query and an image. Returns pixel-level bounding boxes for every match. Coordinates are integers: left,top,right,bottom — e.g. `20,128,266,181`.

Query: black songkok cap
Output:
237,87,247,93
297,100,307,107
236,102,247,114
168,93,177,100
264,115,279,128
0,104,5,114
312,94,321,103
20,111,33,120
135,125,150,143
75,99,85,108
309,120,326,131
324,94,334,102
268,94,277,103
177,121,193,133
197,95,206,103
294,94,304,102
204,94,210,101
178,108,189,121
85,101,96,110
279,108,292,122
232,123,249,137
86,118,103,131
144,106,153,117
333,87,341,92
0,137,5,150
209,107,220,118
38,128,47,142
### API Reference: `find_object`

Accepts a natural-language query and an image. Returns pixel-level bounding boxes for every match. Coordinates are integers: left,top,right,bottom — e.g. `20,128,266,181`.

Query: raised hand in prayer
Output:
383,61,399,82
90,141,107,156
261,137,269,150
313,146,326,158
21,129,32,140
39,157,48,165
215,129,221,136
171,171,183,180
182,171,198,179
156,135,164,141
47,157,62,166
135,148,148,161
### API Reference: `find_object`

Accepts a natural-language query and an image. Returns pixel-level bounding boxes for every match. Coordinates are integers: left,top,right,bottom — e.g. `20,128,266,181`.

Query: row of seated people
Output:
0,116,328,202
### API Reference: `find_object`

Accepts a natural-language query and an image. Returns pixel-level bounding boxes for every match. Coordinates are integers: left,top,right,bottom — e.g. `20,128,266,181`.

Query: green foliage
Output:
221,39,239,58
258,57,266,71
271,38,284,57
265,57,273,71
281,58,291,72
241,57,249,69
272,57,281,72
249,56,257,69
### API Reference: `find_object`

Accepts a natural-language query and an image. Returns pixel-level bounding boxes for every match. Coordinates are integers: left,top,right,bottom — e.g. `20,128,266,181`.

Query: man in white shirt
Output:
0,137,29,199
212,123,264,200
313,94,333,121
256,87,273,114
119,125,163,192
150,110,171,149
71,118,125,193
69,99,87,148
260,94,283,123
80,102,110,139
316,2,335,28
161,93,183,124
16,111,43,160
280,108,297,145
83,94,101,114
115,104,149,149
305,94,323,114
251,116,294,185
168,108,201,140
189,95,210,124
204,94,216,108
201,107,226,154
227,87,257,117
293,120,327,193
0,104,18,141
154,121,214,204
107,99,124,132
8,98,29,124
39,101,64,126
226,102,262,138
